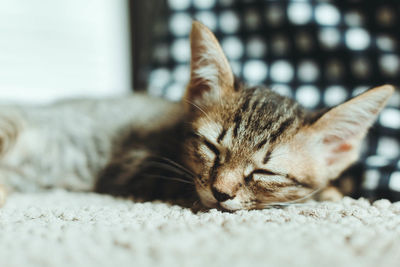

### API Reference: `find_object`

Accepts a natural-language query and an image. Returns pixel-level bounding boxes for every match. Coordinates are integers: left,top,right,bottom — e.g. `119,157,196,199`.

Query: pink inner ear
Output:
323,134,353,149
333,143,353,153
326,143,353,165
322,134,354,165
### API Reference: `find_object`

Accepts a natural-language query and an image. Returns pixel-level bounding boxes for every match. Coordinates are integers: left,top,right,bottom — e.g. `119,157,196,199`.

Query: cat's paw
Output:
0,184,7,207
0,109,23,156
315,186,343,202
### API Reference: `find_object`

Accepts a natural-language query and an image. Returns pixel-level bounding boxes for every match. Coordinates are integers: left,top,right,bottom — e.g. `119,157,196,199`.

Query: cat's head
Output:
182,21,394,211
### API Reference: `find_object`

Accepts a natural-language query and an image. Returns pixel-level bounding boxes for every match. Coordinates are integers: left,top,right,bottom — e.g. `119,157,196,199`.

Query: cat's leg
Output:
0,107,21,157
0,107,23,206
0,105,114,193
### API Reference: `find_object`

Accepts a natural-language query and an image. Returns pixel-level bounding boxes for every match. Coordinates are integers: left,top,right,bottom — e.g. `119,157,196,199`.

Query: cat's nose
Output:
211,187,234,202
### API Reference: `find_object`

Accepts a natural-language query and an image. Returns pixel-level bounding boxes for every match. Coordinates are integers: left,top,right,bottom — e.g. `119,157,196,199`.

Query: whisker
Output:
184,99,215,131
260,187,323,208
184,99,212,121
143,161,194,180
148,156,196,177
141,174,195,185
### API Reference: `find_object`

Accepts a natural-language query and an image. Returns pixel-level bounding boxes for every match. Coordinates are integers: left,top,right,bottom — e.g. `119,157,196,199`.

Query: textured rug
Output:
1,190,399,267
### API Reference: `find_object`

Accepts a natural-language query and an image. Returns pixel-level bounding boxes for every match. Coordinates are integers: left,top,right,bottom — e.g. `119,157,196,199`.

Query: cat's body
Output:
0,95,188,199
0,22,395,210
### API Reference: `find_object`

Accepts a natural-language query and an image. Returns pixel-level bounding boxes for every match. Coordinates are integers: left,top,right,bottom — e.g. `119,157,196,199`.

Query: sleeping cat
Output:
0,22,394,211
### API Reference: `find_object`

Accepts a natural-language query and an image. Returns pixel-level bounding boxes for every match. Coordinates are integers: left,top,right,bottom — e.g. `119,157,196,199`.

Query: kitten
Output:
0,22,394,211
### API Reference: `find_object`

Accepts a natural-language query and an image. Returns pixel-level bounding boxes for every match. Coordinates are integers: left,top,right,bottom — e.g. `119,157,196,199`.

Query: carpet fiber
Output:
1,190,400,267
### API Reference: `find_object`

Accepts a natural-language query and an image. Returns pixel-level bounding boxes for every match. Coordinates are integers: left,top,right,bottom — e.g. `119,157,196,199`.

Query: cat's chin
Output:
200,198,244,211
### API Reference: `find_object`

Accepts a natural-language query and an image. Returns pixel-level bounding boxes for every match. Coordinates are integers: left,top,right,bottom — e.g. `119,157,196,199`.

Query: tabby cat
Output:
0,22,394,211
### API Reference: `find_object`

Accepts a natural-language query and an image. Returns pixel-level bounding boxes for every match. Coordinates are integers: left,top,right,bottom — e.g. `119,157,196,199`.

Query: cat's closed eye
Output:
203,139,219,156
244,169,276,184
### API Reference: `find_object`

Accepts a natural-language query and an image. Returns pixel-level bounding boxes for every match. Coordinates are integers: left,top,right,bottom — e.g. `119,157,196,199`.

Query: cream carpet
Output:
1,190,399,267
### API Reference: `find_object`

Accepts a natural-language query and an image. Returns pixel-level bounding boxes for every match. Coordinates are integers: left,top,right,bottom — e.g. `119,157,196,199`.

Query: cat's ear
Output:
305,85,394,179
184,21,235,108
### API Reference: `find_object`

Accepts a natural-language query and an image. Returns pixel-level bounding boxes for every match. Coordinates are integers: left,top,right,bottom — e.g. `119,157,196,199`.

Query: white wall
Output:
0,0,131,104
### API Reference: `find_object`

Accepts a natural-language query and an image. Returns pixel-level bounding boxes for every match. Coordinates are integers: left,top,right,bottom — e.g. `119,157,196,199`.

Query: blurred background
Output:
0,0,131,103
0,0,399,200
